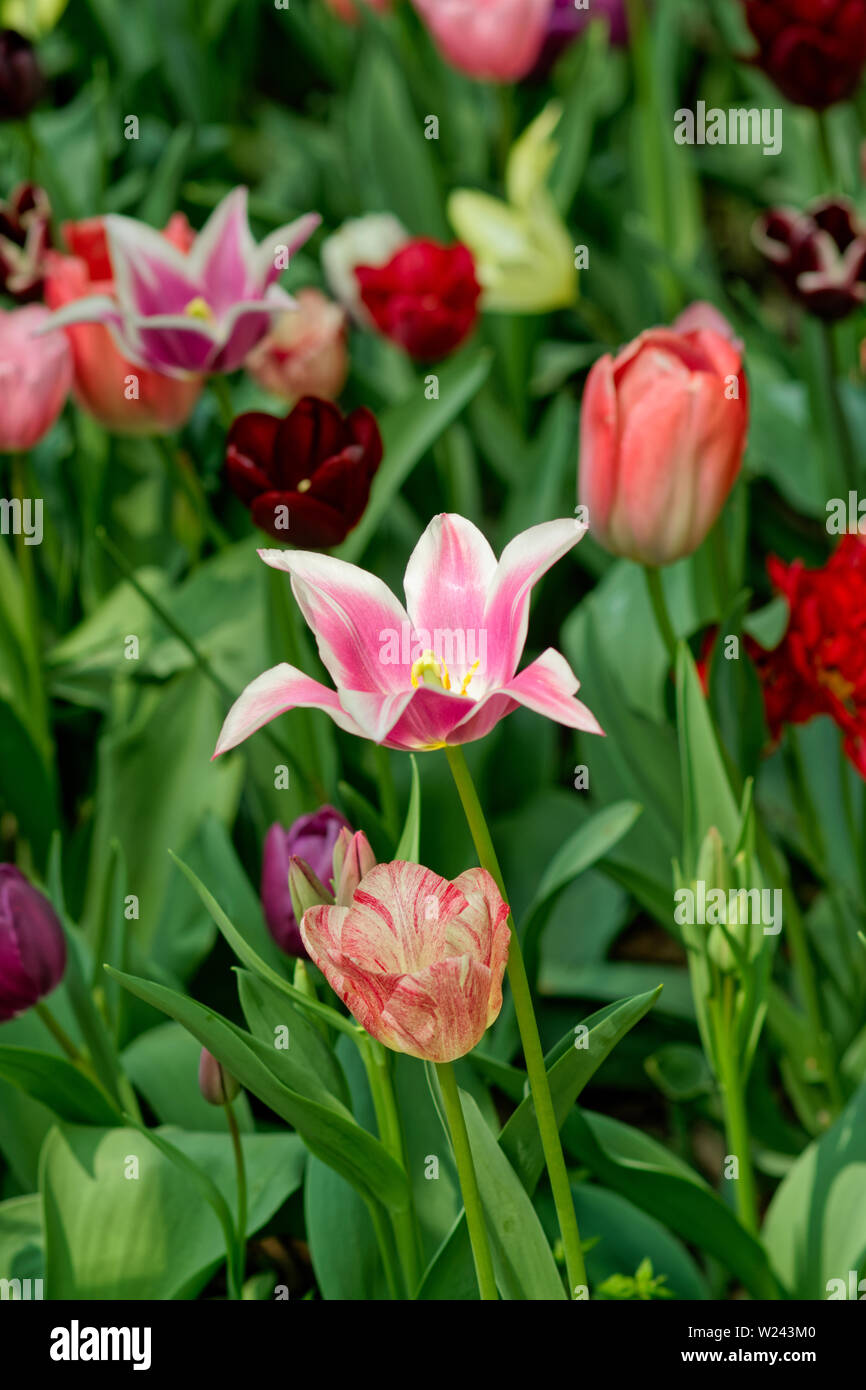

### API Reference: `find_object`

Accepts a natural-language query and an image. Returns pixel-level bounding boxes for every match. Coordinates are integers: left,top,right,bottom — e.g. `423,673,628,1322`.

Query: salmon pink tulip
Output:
43,187,320,378
0,304,71,450
412,0,554,82
214,513,602,756
578,316,748,567
301,861,511,1063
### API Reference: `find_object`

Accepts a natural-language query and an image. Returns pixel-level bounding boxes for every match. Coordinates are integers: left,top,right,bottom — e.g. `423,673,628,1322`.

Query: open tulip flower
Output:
43,187,321,378
301,861,511,1063
214,513,602,756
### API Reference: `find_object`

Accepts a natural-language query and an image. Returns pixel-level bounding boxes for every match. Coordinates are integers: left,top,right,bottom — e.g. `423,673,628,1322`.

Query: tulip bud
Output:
331,826,353,889
0,864,66,1021
288,856,332,925
578,312,748,567
334,831,377,906
198,1047,241,1106
0,30,43,120
260,807,350,958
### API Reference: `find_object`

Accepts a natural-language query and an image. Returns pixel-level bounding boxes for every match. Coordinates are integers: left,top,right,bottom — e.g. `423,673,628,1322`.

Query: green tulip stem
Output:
712,982,759,1236
818,321,858,494
359,1036,423,1297
445,745,587,1298
643,566,678,669
211,375,236,431
34,1000,81,1062
435,1061,498,1302
224,1099,248,1296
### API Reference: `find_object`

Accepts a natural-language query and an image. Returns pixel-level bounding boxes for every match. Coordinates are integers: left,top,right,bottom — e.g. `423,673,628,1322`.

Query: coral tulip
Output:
301,861,511,1063
578,313,749,566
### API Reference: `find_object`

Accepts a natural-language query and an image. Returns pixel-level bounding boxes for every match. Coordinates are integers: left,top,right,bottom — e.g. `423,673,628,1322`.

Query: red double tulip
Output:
43,215,203,435
578,307,749,567
356,238,481,361
225,395,382,547
743,0,866,110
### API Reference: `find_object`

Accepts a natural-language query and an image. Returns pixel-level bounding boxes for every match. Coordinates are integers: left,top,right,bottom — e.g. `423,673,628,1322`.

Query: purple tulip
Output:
43,187,321,378
0,865,66,1022
261,806,350,957
533,0,629,74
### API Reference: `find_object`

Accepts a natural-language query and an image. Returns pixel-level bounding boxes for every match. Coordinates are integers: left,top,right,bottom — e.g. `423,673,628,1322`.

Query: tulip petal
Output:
193,187,259,309
213,662,364,757
105,213,201,318
499,648,604,734
483,518,586,685
256,212,322,287
403,514,497,669
257,548,413,693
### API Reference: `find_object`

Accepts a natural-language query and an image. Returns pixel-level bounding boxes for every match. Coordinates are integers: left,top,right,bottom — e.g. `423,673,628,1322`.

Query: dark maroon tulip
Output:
743,0,866,110
261,806,350,957
0,865,66,1022
753,198,866,321
0,183,51,302
225,396,382,547
0,31,44,121
198,1047,241,1105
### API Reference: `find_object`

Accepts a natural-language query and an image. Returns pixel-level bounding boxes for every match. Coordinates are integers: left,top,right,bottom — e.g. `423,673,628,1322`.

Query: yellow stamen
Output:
184,296,214,321
818,667,855,703
460,659,481,696
410,650,451,692
297,478,312,493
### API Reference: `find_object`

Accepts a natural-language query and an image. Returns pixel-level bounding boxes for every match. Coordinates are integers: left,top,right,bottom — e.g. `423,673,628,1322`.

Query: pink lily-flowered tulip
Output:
214,513,603,756
43,188,320,379
301,861,511,1063
412,0,555,82
0,304,72,451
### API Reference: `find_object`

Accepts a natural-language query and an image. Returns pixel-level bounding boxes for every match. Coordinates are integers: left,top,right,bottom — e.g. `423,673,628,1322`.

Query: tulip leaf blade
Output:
676,642,741,879
106,965,411,1213
236,968,352,1111
0,1046,122,1128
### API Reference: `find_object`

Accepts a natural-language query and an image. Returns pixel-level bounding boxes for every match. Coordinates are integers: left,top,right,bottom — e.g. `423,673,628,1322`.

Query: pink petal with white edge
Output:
483,518,587,686
378,685,482,750
213,662,363,757
403,514,497,675
256,212,323,287
193,188,260,310
500,648,603,734
105,214,202,318
258,548,413,694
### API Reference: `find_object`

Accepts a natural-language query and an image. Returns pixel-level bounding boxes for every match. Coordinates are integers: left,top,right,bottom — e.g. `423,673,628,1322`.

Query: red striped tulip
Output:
578,310,748,567
301,861,511,1062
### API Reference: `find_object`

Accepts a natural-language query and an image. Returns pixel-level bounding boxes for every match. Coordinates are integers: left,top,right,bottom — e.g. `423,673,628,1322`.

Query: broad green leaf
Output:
763,1079,866,1299
0,1047,121,1127
236,969,351,1110
42,1124,304,1299
122,1022,254,1134
107,966,410,1213
0,1194,43,1286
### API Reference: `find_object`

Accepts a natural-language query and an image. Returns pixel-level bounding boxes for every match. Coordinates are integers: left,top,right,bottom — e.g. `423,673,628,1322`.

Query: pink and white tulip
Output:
0,304,72,450
43,188,320,379
301,861,511,1063
214,512,602,756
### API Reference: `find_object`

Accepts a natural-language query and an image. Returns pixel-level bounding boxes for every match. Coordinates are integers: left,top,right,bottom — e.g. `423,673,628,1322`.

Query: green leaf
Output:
763,1079,866,1299
644,1044,714,1102
676,642,741,877
0,1194,43,1286
394,755,421,861
107,966,410,1213
0,1047,121,1127
337,349,493,563
41,1124,304,1299
236,969,351,1110
122,1022,254,1134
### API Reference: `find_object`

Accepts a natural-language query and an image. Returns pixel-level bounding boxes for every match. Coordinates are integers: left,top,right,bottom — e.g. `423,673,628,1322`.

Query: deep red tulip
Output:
743,0,866,109
225,396,382,546
0,183,51,302
0,31,43,121
355,239,481,361
753,198,866,321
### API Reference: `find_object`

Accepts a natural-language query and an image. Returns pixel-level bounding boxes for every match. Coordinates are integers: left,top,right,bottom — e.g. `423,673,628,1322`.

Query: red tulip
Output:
43,214,203,435
225,395,382,546
743,0,866,110
578,310,749,566
355,239,481,361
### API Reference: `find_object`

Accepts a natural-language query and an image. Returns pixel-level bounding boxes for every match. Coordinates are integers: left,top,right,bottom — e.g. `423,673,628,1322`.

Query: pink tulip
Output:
43,188,320,379
244,288,348,402
301,861,511,1062
0,304,72,450
214,513,602,756
413,0,555,82
578,317,749,567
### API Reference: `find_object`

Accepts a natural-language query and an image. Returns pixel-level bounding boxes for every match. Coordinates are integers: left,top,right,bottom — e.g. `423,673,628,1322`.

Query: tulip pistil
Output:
411,650,451,692
184,296,214,321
